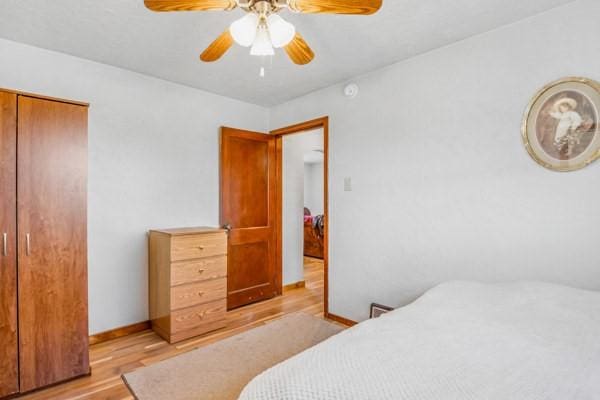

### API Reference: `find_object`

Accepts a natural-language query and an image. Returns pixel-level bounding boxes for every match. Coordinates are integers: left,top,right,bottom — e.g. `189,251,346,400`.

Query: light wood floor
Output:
20,257,326,400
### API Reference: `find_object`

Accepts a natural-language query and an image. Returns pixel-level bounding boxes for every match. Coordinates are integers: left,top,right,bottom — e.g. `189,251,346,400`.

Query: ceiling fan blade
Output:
288,0,382,15
284,33,315,65
200,30,234,62
144,0,236,12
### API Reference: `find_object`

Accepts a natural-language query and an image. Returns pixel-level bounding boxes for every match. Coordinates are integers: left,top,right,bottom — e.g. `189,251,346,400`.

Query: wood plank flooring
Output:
19,257,327,400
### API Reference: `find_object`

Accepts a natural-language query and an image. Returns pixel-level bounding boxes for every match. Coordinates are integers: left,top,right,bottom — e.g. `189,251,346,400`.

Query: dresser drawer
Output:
171,233,227,261
170,278,226,311
171,300,226,334
171,256,227,286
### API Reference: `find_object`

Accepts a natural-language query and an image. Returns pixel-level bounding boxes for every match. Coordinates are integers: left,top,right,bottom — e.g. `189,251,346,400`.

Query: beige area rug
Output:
122,313,343,400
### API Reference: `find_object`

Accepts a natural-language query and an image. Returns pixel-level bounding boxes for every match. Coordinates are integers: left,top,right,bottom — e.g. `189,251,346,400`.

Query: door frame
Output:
270,117,331,316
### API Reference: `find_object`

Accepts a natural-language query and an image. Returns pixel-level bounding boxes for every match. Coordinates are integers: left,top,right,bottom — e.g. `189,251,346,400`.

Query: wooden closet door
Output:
0,92,19,397
17,96,89,392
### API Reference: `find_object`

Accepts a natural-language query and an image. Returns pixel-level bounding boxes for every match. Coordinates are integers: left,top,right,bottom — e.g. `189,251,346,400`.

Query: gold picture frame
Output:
522,77,600,172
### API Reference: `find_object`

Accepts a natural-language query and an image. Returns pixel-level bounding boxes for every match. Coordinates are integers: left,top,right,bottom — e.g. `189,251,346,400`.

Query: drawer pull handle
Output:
196,245,217,251
175,311,208,323
179,292,204,299
198,269,206,274
2,233,7,257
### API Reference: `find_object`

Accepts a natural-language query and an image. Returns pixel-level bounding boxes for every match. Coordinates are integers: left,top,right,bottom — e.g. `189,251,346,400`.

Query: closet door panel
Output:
17,96,89,392
0,91,18,397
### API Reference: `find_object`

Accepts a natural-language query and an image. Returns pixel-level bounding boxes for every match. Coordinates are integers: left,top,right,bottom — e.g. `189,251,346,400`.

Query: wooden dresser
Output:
149,227,228,343
304,220,324,259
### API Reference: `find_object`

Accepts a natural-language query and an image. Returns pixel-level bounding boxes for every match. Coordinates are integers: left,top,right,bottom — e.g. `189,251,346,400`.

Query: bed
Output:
239,281,600,399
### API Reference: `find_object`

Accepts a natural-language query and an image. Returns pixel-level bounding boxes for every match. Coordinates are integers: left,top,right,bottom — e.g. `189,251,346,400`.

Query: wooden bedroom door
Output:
0,91,19,398
220,127,278,310
17,96,89,392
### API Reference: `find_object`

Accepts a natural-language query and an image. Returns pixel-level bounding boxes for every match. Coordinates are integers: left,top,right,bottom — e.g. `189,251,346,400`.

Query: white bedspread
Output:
239,281,600,400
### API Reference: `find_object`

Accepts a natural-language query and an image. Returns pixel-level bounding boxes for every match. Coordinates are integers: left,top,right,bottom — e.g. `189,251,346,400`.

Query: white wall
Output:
270,0,600,322
0,38,269,334
282,129,324,285
304,162,324,216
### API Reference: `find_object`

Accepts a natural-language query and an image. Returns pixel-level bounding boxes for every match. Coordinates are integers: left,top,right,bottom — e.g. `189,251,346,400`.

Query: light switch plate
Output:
344,177,352,192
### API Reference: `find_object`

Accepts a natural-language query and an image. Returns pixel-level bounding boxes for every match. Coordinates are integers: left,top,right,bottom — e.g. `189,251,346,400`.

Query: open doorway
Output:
282,129,323,290
272,117,331,317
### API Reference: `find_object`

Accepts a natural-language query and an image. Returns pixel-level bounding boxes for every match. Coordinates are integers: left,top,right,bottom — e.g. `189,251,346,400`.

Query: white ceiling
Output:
0,0,574,106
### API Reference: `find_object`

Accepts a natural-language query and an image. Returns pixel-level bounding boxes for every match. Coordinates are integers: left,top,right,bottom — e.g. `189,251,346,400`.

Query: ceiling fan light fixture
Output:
145,0,384,65
266,14,296,48
230,13,259,47
250,25,275,56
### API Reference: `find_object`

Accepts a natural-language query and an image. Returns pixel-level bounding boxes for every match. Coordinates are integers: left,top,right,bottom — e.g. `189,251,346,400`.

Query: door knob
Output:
222,223,232,232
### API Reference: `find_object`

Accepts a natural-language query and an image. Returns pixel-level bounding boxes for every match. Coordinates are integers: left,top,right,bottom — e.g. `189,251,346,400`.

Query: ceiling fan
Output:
144,0,383,65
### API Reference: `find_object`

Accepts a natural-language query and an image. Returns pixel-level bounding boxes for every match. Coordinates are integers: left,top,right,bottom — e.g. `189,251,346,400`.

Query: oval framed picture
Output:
522,77,600,172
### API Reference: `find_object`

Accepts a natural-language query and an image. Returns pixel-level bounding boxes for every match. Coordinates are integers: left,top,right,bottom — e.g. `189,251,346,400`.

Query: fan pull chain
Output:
259,55,274,78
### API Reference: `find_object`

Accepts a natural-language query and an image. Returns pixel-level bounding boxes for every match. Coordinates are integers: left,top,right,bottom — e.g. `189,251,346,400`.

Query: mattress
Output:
239,281,600,400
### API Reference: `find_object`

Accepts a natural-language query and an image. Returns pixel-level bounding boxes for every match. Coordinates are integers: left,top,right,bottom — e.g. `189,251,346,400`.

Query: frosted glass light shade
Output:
250,26,274,56
230,13,259,47
267,14,295,48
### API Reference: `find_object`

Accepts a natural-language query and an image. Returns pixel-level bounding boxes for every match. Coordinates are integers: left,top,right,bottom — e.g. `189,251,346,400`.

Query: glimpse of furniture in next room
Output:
0,89,89,398
148,227,228,343
304,208,324,259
